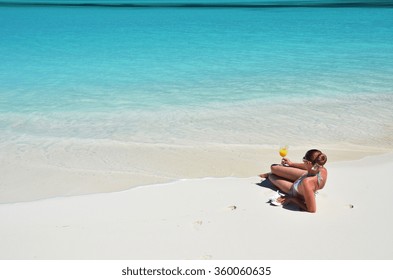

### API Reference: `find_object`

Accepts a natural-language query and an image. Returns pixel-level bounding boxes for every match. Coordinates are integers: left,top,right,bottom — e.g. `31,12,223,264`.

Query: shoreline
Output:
0,141,391,204
1,151,392,259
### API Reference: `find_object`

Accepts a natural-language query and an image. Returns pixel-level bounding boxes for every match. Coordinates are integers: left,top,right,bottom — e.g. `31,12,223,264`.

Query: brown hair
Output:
304,149,327,166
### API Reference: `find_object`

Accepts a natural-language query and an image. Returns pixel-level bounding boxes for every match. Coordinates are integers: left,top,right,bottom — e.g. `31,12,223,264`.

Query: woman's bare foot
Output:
259,172,270,179
276,196,286,204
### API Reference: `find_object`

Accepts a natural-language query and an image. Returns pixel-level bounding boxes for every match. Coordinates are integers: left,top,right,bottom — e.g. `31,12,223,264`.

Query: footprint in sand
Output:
193,220,203,231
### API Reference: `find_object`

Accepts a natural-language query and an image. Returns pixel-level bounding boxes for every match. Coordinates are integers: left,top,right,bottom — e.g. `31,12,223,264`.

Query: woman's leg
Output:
271,164,305,182
268,173,294,195
260,164,305,182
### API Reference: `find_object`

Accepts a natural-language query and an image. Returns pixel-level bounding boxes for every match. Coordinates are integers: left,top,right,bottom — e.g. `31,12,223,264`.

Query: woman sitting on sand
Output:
260,149,328,213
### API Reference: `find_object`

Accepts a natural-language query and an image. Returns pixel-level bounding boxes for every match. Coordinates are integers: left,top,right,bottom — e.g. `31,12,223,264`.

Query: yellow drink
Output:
279,146,288,157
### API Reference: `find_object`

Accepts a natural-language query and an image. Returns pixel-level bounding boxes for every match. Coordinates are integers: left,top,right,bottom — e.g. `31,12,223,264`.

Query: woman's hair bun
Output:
315,153,327,166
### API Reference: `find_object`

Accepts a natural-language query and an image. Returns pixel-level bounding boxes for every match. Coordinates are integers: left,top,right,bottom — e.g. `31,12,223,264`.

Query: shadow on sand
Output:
256,178,301,212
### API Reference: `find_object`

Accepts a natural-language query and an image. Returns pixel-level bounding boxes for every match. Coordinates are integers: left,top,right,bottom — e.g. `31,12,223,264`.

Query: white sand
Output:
0,152,392,260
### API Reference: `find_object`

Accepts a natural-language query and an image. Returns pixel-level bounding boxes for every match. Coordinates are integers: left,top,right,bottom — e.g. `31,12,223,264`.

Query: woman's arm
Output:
282,158,307,170
300,178,317,213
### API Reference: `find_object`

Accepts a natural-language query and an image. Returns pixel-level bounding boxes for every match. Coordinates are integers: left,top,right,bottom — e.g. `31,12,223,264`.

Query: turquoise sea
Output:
1,1,393,147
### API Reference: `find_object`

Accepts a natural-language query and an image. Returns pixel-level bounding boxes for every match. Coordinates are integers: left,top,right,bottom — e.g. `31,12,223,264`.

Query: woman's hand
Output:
281,157,293,167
